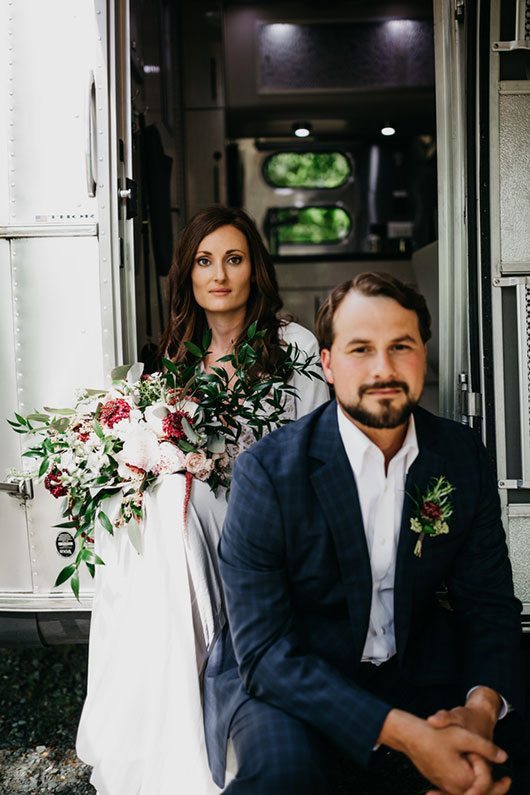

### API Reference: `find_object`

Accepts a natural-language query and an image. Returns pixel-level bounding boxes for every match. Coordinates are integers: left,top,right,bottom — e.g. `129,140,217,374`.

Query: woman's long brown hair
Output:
159,206,286,375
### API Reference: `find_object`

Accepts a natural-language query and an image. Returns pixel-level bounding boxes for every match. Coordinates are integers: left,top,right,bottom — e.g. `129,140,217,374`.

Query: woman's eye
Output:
196,257,210,266
227,255,242,265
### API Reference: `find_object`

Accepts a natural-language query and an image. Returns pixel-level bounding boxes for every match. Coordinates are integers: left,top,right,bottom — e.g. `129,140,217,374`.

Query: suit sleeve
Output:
446,433,523,712
219,450,392,766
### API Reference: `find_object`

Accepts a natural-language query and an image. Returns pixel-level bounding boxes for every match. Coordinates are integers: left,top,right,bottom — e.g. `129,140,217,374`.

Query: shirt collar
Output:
336,402,419,479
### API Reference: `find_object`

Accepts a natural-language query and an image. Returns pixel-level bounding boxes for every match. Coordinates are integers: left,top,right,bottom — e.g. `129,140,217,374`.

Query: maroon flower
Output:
100,398,131,428
44,469,67,498
162,410,192,442
420,500,442,521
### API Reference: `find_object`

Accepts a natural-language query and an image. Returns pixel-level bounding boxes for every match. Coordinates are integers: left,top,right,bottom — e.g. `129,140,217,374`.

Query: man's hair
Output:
315,272,432,349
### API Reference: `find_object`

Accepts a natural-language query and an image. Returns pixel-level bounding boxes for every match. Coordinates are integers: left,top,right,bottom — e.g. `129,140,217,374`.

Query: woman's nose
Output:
213,263,227,282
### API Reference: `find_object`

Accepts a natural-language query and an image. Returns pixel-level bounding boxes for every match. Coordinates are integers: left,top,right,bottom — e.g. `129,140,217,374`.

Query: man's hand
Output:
377,709,508,795
427,687,502,740
425,688,510,795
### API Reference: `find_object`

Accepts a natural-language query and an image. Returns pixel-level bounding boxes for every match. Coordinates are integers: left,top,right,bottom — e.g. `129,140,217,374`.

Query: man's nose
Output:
371,349,396,379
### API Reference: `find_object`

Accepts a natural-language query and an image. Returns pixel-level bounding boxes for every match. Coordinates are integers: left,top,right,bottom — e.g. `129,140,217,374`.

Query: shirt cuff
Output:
466,686,511,720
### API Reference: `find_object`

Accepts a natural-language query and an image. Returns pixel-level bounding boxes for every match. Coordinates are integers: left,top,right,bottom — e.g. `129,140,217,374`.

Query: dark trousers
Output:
223,657,522,795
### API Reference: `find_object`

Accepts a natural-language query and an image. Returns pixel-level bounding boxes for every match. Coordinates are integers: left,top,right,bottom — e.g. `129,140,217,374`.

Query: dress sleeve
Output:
281,322,330,420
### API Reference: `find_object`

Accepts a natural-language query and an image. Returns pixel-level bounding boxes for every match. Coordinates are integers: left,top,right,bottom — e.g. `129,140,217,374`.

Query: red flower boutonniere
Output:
410,475,455,557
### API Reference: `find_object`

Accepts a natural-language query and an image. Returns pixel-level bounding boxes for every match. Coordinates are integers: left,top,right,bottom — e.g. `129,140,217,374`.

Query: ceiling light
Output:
293,122,312,138
381,125,396,137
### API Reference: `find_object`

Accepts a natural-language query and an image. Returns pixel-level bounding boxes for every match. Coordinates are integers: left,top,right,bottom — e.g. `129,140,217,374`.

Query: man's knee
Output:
226,699,329,794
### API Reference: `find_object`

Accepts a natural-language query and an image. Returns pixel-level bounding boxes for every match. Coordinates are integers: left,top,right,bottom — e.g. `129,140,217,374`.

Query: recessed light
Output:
293,122,312,138
381,125,396,137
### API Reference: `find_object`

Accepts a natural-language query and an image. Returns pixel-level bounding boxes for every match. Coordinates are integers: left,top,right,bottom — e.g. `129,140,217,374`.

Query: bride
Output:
76,206,329,794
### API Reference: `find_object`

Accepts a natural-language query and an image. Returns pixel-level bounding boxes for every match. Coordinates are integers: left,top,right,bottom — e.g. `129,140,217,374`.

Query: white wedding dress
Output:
76,323,329,795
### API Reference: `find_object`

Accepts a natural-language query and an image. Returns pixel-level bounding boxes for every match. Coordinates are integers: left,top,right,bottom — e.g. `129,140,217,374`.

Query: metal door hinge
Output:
0,478,34,500
458,373,482,424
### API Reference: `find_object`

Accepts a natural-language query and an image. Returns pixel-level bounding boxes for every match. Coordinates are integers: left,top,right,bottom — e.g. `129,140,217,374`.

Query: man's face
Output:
320,290,427,429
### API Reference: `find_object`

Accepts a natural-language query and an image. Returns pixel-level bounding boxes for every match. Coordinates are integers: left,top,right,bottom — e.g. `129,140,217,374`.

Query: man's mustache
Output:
358,380,410,397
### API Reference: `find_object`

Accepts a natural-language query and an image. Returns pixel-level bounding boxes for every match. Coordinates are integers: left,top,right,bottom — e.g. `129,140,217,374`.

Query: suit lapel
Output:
309,403,372,660
394,410,447,660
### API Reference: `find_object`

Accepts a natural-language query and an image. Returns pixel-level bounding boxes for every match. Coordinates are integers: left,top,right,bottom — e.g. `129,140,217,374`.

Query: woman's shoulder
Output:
279,321,319,351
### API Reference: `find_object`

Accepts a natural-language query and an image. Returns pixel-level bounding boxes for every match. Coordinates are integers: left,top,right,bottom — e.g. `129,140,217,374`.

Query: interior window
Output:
273,206,352,244
263,152,352,189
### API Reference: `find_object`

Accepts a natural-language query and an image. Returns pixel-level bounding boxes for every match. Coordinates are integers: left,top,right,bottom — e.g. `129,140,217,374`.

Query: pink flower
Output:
163,410,193,442
152,442,186,475
100,398,131,428
185,451,214,481
44,469,67,498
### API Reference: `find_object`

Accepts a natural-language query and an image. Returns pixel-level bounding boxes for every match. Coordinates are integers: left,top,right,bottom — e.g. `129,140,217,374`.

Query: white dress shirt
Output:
337,404,419,664
336,404,509,718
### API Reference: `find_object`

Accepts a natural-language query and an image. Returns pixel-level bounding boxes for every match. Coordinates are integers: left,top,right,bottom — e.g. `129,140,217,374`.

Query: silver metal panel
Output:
499,88,530,272
0,3,10,223
517,283,530,480
0,240,32,592
0,224,97,238
3,0,99,227
508,505,530,607
11,236,105,597
433,0,468,420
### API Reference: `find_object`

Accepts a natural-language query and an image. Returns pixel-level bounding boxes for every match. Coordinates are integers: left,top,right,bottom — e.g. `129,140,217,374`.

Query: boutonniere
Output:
410,475,455,558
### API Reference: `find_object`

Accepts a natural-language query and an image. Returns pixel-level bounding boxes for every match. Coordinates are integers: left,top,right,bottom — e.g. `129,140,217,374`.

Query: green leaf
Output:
14,413,27,426
110,364,131,381
70,570,80,600
178,440,196,453
246,320,258,339
98,511,114,534
43,407,76,416
26,413,50,423
202,328,212,350
86,563,95,578
182,416,199,443
93,420,105,439
161,357,180,375
184,341,204,359
127,521,143,554
54,563,77,588
53,520,77,529
38,458,50,478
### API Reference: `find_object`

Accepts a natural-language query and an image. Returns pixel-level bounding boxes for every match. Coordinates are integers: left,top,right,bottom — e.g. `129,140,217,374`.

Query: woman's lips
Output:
209,289,231,295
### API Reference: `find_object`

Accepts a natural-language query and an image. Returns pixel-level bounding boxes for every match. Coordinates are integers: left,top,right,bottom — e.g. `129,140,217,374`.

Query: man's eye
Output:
351,347,368,355
392,344,410,352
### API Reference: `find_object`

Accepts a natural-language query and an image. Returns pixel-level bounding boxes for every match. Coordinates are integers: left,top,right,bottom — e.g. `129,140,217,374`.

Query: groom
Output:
204,272,522,794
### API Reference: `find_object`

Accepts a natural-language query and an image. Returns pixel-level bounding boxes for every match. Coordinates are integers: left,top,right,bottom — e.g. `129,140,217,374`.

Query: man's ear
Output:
320,348,334,385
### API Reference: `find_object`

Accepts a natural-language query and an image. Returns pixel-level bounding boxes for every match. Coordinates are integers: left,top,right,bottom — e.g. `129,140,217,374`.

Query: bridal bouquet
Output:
9,324,322,596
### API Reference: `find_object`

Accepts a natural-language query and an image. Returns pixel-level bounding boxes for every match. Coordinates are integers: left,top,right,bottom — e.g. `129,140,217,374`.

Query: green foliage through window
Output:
264,152,351,189
276,207,352,245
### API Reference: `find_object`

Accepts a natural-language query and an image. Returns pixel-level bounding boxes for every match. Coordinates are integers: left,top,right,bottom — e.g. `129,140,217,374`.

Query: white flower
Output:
152,442,186,475
116,424,161,479
112,408,143,440
184,450,214,481
144,403,170,438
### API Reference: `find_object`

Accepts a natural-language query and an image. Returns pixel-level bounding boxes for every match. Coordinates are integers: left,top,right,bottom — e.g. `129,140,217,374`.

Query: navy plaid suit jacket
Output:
203,400,522,787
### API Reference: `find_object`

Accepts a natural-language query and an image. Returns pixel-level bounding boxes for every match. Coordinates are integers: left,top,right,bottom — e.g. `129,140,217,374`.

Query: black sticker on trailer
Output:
56,532,75,558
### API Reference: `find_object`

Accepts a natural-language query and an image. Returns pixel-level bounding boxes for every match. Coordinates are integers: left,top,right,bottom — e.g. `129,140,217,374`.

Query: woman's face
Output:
191,225,253,321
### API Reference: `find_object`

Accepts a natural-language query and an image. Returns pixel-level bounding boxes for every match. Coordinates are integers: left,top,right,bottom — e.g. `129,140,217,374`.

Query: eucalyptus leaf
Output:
111,364,131,381
26,413,50,423
43,407,76,416
127,362,145,384
182,416,199,443
207,433,226,454
98,511,114,534
127,521,143,555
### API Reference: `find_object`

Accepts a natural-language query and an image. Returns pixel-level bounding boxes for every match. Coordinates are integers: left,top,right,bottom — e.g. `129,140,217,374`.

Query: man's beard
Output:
340,380,419,429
